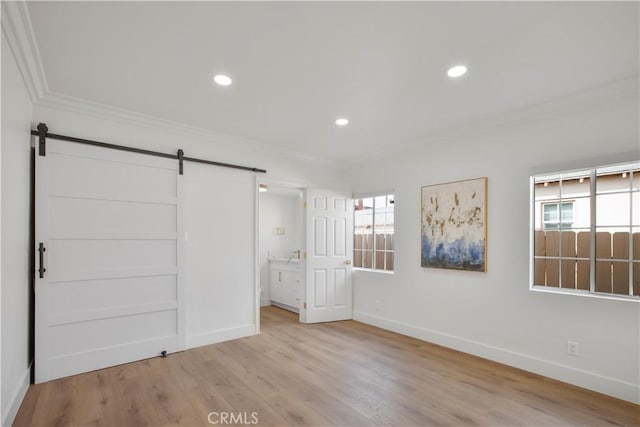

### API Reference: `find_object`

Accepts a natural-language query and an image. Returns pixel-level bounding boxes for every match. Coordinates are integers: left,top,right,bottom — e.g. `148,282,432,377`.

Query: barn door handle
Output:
38,242,46,278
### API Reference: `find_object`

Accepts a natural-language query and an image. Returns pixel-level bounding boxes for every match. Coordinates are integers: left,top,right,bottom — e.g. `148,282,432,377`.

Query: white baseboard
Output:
270,301,299,314
353,311,640,405
187,324,256,350
2,364,31,427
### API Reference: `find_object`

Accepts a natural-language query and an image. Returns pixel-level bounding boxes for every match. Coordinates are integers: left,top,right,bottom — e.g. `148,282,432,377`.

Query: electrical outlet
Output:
567,341,579,356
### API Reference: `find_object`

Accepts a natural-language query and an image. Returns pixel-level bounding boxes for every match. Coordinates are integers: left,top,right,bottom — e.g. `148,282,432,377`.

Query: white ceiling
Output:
27,1,639,163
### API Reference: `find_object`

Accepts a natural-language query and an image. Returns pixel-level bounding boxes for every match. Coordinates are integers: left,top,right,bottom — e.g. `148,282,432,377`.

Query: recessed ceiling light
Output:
335,118,349,126
214,74,232,86
447,65,467,78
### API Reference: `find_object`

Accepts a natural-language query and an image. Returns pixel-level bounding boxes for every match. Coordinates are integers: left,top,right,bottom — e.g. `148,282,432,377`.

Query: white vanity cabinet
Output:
269,260,302,312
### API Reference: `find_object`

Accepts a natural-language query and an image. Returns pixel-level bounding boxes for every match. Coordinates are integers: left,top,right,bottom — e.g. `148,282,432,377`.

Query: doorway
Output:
257,180,306,326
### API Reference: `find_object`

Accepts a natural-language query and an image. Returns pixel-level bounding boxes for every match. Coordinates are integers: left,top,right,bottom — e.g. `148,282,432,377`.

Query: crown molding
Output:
36,91,345,171
1,1,343,171
346,75,640,166
1,0,48,102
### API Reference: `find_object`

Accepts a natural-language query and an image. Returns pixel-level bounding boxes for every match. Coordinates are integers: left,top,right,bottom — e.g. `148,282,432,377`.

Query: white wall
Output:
348,89,640,403
258,192,302,305
184,163,256,347
31,102,347,352
1,36,34,426
32,103,348,192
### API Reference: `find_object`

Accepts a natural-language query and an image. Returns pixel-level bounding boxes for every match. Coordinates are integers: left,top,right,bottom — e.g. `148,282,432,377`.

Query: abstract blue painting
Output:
421,177,487,272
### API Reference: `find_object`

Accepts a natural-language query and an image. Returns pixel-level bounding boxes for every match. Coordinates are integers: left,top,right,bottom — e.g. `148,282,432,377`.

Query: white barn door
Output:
304,190,353,323
35,138,185,383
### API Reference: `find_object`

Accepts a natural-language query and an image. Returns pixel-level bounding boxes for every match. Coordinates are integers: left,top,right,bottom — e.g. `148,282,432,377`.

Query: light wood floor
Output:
14,306,639,426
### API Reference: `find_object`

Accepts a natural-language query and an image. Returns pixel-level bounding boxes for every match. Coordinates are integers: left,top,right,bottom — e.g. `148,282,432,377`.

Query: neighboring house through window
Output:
542,201,574,230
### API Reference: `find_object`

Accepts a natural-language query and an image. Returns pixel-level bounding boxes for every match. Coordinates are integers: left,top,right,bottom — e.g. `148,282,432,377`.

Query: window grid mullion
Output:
559,178,563,288
372,198,376,269
589,169,596,294
530,177,535,287
629,168,634,296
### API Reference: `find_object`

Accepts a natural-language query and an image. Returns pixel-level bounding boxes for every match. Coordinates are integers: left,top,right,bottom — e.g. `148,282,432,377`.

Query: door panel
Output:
334,217,347,255
334,268,347,306
35,138,184,383
314,269,328,307
304,190,353,323
314,217,327,256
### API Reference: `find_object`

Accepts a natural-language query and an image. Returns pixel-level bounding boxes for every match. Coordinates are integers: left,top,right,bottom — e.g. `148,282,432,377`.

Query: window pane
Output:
576,231,591,290
633,167,640,191
533,258,546,286
597,169,630,194
355,194,373,239
595,228,613,293
544,204,558,222
375,234,385,253
568,196,590,230
535,179,560,199
561,175,590,198
546,259,560,287
386,252,394,271
561,258,577,289
611,231,629,294
354,250,363,268
364,234,373,250
534,203,543,231
561,203,574,222
375,250,385,270
596,193,630,226
545,230,560,287
595,260,612,293
634,227,640,295
363,250,373,268
612,261,630,295
375,207,387,227
633,192,640,226
595,229,613,260
386,233,394,250
560,231,577,289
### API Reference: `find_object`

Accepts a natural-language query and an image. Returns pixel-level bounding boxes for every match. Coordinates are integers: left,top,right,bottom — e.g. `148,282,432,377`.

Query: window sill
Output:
353,268,394,275
530,285,640,302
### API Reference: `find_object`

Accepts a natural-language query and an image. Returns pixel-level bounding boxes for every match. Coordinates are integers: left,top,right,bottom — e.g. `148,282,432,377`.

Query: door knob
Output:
344,259,352,265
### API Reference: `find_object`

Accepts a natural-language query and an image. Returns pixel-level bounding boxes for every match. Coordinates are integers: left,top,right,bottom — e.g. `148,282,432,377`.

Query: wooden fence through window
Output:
534,230,640,296
354,233,394,270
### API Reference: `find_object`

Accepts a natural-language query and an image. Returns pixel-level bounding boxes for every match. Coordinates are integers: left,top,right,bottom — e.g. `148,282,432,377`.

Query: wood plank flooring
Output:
14,306,640,426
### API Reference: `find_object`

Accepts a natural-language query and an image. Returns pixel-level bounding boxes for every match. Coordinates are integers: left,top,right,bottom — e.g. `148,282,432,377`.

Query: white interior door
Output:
303,189,353,323
35,138,185,383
